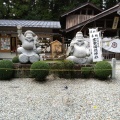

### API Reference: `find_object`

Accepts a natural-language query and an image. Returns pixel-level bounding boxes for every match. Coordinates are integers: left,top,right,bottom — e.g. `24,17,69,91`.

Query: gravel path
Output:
0,62,120,120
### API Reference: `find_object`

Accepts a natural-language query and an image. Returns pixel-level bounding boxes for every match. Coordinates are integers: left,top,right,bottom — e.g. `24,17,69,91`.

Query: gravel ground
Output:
0,62,120,120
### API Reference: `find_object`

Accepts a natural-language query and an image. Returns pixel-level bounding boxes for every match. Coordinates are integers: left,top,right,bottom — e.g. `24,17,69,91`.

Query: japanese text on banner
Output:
89,29,103,62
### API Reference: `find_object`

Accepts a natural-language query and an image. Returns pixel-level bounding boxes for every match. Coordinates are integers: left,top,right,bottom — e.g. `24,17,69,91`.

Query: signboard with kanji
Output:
112,17,119,29
89,28,103,62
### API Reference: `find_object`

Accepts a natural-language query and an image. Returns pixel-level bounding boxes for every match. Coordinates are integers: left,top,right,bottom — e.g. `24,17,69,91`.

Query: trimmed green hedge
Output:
51,60,75,78
12,56,19,63
0,60,14,80
30,61,49,81
81,67,93,78
94,61,112,79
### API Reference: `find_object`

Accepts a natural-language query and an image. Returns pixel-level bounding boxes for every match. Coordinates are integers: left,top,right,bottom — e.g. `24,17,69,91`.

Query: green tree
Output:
24,0,52,20
0,0,107,20
50,0,88,20
50,0,103,20
0,0,13,19
105,0,120,9
0,0,5,18
89,0,103,8
0,0,37,19
11,0,37,19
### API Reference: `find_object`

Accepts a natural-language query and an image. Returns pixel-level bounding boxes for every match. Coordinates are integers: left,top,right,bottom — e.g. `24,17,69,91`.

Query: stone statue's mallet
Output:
17,25,22,34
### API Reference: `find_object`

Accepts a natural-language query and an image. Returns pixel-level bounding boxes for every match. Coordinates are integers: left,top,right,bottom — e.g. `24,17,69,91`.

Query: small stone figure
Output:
66,31,92,64
17,25,41,63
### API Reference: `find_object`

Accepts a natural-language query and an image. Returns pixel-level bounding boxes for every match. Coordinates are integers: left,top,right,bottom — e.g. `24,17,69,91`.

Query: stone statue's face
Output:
76,37,83,42
76,32,83,42
25,33,33,42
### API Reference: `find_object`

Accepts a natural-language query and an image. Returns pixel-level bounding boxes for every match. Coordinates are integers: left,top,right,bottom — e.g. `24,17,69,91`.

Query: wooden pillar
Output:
86,8,88,15
92,10,94,15
62,37,65,53
80,10,82,15
117,29,119,36
94,21,96,27
84,30,87,36
16,37,18,56
104,19,106,28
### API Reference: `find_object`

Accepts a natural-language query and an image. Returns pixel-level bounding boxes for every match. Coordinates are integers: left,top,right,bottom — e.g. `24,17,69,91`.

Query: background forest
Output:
0,0,120,20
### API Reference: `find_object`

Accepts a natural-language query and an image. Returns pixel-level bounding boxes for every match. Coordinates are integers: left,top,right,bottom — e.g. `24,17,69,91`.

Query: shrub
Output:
63,60,75,78
94,61,112,79
50,61,63,76
30,61,49,81
0,60,14,80
56,61,65,78
12,56,19,63
81,67,93,78
53,60,75,78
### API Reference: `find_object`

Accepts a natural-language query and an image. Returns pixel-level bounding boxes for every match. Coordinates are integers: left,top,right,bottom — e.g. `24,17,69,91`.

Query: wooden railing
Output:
103,53,116,60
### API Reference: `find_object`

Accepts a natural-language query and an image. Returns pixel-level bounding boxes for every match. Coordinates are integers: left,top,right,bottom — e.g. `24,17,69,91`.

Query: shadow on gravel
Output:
0,78,13,82
33,78,48,84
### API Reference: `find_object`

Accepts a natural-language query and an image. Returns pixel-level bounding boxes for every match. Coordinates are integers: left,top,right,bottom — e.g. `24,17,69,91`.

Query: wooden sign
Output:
112,17,119,29
50,40,62,58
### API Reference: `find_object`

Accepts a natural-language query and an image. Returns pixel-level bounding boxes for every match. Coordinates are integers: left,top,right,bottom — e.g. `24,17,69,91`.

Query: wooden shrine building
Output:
60,2,120,60
60,2,103,39
0,20,61,59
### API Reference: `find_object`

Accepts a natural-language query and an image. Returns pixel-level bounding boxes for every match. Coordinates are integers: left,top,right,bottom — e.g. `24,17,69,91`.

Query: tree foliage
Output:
0,0,119,20
105,0,120,9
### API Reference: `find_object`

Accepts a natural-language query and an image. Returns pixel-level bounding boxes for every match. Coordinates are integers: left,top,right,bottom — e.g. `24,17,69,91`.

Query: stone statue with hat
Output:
17,25,41,63
66,31,92,64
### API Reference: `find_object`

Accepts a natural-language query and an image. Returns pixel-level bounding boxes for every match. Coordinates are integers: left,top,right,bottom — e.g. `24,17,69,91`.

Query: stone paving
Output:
0,62,120,120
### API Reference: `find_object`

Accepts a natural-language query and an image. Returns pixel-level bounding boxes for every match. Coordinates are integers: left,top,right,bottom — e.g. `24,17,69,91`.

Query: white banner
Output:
102,38,120,53
89,29,103,62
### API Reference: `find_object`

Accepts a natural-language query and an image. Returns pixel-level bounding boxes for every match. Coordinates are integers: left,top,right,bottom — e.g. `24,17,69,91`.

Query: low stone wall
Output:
13,63,93,78
74,64,94,78
13,63,31,78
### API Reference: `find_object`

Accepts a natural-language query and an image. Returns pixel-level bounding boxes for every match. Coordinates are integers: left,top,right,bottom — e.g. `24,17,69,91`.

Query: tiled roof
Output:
0,20,61,29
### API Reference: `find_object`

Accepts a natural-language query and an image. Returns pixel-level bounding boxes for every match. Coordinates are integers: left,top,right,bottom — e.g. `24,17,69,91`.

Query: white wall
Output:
0,52,16,60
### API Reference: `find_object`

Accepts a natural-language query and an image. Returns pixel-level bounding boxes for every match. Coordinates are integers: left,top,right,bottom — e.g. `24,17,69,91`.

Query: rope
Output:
80,16,94,31
0,68,115,71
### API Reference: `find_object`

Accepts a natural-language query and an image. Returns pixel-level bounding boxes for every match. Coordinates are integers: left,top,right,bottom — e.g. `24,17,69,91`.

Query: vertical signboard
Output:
112,17,119,29
89,28,103,62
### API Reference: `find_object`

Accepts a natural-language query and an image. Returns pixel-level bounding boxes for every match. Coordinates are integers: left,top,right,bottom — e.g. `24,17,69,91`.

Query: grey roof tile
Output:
0,20,61,29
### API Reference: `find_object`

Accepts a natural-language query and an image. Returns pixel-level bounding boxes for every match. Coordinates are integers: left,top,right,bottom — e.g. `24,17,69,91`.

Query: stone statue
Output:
66,31,92,64
17,25,41,63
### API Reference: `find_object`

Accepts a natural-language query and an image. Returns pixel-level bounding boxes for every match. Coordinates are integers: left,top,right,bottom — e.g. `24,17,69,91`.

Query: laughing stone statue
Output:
66,31,92,64
17,25,41,63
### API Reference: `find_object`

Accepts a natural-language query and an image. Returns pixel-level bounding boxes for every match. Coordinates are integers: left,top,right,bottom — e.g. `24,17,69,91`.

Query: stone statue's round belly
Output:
73,45,87,58
22,42,34,50
22,41,34,50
